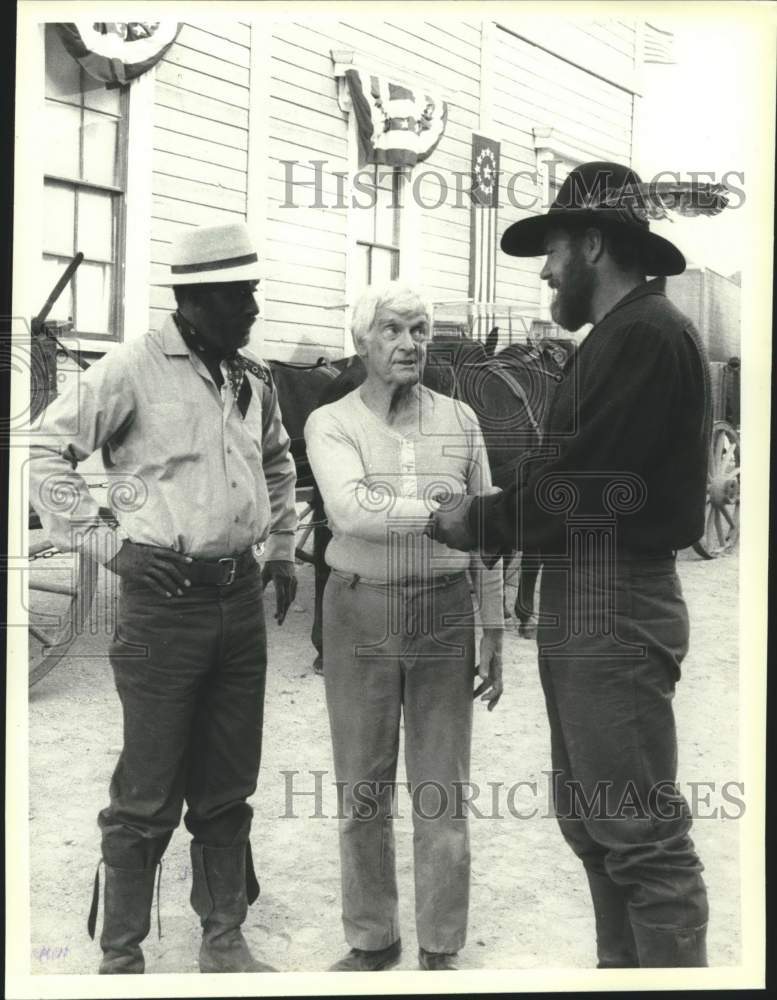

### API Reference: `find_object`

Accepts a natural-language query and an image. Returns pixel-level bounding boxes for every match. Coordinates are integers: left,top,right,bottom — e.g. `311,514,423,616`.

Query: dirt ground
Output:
24,547,741,976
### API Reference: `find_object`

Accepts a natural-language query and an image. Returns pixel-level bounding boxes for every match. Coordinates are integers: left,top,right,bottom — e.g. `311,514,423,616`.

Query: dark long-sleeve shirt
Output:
469,278,711,558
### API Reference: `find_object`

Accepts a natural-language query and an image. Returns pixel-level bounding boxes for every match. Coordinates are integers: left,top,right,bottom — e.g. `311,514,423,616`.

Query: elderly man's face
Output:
183,281,260,355
540,229,595,332
362,306,429,387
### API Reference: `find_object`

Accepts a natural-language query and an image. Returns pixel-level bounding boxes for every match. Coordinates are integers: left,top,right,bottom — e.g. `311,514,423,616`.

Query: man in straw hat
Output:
430,162,711,967
29,222,297,974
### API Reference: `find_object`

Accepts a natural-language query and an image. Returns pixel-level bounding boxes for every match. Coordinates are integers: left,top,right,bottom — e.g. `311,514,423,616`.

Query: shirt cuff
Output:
263,531,296,563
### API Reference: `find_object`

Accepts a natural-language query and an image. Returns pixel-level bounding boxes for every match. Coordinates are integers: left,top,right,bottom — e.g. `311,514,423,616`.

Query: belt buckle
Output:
218,557,237,586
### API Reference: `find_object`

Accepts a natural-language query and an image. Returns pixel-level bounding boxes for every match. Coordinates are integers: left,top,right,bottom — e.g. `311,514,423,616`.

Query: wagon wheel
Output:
28,513,100,688
692,421,740,559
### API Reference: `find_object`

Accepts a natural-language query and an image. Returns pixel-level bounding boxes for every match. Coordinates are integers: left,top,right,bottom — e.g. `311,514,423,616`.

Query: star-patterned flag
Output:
345,67,447,167
469,135,501,342
55,22,180,86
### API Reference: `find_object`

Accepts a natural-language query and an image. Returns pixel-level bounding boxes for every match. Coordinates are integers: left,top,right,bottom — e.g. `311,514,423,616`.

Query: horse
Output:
492,337,578,634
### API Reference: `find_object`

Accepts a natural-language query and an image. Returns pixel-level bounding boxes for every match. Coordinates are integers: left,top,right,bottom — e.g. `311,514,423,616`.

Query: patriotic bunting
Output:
55,22,181,86
469,134,501,341
345,67,447,168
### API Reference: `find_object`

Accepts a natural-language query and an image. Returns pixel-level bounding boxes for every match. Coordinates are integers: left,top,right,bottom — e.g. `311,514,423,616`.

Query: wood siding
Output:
493,25,636,317
148,22,251,332
142,18,637,354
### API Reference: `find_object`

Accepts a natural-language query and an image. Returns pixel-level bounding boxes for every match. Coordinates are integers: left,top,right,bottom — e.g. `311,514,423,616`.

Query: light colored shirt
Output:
304,386,503,626
28,314,297,564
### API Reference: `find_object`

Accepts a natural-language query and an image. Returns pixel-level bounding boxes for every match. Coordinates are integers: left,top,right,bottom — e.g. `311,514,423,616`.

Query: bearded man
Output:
430,162,711,968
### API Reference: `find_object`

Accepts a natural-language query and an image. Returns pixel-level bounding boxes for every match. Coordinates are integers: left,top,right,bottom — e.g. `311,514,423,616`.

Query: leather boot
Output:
88,863,158,974
631,921,708,967
329,938,402,971
190,842,276,973
584,870,639,968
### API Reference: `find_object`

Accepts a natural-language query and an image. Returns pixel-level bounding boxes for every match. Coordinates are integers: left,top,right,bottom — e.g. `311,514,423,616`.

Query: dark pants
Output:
98,569,267,869
537,554,708,934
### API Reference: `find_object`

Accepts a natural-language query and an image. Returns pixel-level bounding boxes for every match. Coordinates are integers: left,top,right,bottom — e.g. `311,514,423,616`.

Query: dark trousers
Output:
98,570,267,870
537,554,708,933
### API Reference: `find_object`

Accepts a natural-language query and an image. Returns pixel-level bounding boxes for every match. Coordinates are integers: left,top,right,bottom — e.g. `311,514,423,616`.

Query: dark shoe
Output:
313,654,324,676
419,948,459,970
584,870,639,968
631,921,708,967
329,938,401,971
88,862,157,974
190,842,276,973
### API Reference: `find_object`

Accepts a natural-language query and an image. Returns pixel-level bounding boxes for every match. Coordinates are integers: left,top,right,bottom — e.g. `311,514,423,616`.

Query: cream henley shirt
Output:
304,386,503,626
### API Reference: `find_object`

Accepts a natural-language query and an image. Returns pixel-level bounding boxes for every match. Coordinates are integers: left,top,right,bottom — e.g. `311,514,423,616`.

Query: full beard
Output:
550,255,595,332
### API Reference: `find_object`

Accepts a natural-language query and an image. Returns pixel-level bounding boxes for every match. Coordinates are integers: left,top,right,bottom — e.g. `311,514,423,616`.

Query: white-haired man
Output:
29,222,297,974
304,282,504,972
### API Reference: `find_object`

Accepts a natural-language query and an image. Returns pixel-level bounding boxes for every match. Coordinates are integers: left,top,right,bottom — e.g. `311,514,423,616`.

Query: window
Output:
43,24,128,340
353,165,406,292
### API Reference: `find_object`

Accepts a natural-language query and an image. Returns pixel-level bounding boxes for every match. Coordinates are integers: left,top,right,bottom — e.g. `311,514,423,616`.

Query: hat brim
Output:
157,261,263,287
500,210,686,277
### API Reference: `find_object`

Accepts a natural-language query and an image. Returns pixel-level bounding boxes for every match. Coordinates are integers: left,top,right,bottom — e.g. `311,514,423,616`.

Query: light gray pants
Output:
323,570,476,953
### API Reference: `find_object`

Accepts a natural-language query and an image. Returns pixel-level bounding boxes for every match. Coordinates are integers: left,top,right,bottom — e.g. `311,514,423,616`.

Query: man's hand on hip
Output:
424,493,477,551
261,560,298,625
474,626,504,711
106,540,193,597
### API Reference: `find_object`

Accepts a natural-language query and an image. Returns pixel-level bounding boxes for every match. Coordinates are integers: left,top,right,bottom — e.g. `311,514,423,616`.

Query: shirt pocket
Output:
137,403,203,467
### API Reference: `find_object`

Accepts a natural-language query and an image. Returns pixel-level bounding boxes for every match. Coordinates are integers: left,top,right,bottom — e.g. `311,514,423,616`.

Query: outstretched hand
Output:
261,559,298,625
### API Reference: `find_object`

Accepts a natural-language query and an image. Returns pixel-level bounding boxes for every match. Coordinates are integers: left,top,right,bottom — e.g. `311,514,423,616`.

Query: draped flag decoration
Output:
55,22,181,86
344,67,447,168
469,134,501,341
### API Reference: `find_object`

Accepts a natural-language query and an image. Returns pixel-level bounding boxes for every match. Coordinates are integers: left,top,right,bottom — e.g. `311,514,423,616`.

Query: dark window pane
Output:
44,25,81,105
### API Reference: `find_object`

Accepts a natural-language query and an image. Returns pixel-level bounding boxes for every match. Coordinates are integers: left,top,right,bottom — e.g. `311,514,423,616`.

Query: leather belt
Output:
186,549,257,587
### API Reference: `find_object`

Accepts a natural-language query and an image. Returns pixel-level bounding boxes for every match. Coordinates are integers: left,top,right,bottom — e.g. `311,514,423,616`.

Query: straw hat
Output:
159,222,262,286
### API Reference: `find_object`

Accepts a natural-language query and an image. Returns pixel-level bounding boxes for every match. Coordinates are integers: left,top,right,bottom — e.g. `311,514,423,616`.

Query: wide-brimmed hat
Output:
501,161,686,276
159,222,262,286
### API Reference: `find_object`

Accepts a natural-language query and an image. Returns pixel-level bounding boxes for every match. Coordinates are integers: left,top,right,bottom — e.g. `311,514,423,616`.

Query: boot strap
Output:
87,859,103,940
156,859,163,940
87,859,162,942
246,842,260,905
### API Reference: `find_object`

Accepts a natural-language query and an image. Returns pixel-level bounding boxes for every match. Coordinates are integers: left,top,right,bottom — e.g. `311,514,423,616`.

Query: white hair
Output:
350,282,431,352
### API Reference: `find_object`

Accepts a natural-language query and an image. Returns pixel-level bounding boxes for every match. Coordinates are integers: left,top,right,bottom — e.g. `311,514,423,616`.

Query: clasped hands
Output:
423,492,477,551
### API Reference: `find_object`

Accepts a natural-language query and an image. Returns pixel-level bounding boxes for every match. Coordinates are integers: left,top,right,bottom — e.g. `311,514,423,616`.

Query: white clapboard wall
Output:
142,19,637,357
148,22,251,332
262,20,484,361
493,22,636,316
